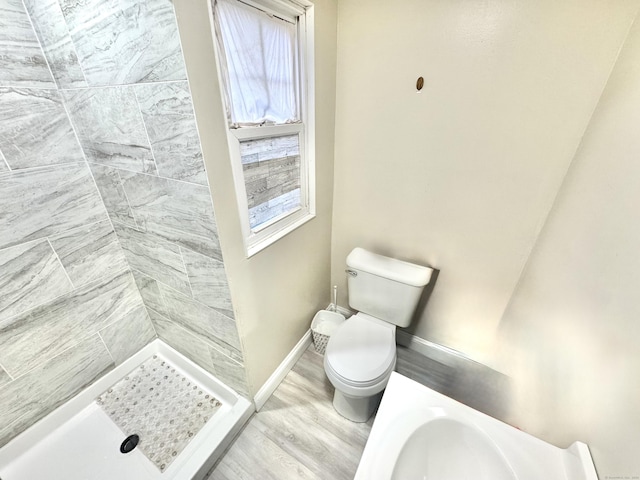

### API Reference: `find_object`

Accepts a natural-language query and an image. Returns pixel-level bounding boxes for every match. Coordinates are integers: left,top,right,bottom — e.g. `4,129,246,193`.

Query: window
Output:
212,0,314,257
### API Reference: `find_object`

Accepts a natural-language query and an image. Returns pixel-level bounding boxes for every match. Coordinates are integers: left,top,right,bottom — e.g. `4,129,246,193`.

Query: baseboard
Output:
253,329,312,411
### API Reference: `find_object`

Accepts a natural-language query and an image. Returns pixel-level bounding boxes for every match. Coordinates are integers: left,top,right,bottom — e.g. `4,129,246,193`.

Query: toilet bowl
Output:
324,313,397,422
323,248,433,423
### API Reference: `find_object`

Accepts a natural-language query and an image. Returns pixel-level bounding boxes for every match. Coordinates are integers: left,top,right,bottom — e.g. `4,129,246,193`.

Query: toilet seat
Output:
325,313,396,393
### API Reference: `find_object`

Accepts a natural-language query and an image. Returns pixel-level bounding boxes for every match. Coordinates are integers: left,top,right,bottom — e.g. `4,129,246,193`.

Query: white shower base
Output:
0,340,253,480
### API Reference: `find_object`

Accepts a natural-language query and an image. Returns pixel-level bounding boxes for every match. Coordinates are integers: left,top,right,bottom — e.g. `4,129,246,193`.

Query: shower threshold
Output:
0,340,253,480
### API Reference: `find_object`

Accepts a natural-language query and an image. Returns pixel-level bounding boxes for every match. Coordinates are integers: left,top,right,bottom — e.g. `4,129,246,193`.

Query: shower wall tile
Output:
112,222,191,296
208,346,249,397
148,308,215,375
22,0,86,88
182,247,234,319
88,163,137,227
0,335,114,447
159,284,242,357
0,163,108,250
62,87,157,174
131,270,170,319
0,270,142,377
99,304,155,365
49,220,128,287
0,239,73,321
0,367,10,388
120,172,222,260
135,82,207,185
0,152,9,172
0,0,55,87
59,0,186,85
0,87,84,169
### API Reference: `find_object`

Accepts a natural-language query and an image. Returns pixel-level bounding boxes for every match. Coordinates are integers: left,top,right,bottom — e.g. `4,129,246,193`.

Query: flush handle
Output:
345,269,358,277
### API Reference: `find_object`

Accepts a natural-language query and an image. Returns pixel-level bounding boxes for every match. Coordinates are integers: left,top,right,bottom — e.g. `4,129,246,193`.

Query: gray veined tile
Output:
22,0,86,88
209,346,248,397
49,220,128,288
0,163,108,251
112,222,191,296
0,0,55,87
0,87,85,169
0,152,9,172
0,367,10,388
120,172,222,260
181,247,234,319
148,308,216,376
87,163,136,227
62,87,157,174
0,270,142,377
131,269,170,319
158,283,242,358
135,82,207,185
59,0,186,86
0,335,113,447
99,305,156,365
0,238,73,321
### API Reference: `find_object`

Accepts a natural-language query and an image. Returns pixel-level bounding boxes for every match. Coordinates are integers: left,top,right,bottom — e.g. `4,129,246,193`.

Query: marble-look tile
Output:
0,335,113,447
99,305,156,365
131,269,170,319
0,87,84,169
120,172,221,260
209,346,249,397
0,239,73,321
0,0,55,87
22,0,86,87
0,367,10,388
88,163,136,227
181,247,234,319
135,82,207,185
158,283,242,358
112,222,191,296
0,152,9,172
0,163,108,251
0,270,142,377
59,0,186,85
62,87,157,173
49,220,128,287
148,308,215,376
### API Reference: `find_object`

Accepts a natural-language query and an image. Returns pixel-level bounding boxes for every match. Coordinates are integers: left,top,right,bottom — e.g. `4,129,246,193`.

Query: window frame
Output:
210,0,315,258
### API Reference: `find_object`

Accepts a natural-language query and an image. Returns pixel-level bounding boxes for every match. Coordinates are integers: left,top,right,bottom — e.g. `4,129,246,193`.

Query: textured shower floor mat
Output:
97,355,223,473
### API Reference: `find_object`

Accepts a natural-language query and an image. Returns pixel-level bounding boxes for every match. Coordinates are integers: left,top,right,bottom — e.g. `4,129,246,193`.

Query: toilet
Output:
324,248,433,422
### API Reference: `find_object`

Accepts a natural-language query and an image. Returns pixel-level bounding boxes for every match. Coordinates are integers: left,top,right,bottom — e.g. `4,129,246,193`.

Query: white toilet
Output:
324,248,433,422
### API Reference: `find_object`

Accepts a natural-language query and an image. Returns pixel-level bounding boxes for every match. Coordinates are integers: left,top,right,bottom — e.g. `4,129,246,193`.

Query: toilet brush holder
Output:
311,310,345,355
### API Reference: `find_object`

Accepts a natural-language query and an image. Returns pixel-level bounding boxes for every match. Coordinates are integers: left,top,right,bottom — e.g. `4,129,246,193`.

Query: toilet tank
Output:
346,248,433,327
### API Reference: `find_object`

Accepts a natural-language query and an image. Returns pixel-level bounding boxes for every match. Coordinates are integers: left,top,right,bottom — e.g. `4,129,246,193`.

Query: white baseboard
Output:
253,329,312,411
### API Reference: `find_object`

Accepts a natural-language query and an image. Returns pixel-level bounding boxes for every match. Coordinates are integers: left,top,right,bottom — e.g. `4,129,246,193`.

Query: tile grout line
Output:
97,331,117,365
0,357,15,381
46,238,75,290
178,246,196,300
50,0,89,87
115,169,141,230
0,149,11,171
132,84,162,178
20,0,56,87
0,160,84,175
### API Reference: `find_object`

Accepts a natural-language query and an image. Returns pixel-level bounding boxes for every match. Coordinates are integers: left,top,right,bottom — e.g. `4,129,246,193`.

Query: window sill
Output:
246,212,315,258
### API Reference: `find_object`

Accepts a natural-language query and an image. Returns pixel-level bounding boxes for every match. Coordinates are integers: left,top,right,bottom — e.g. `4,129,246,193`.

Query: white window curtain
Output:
214,0,300,127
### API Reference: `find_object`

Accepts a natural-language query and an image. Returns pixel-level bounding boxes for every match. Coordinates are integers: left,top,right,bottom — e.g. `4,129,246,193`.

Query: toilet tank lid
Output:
346,248,433,287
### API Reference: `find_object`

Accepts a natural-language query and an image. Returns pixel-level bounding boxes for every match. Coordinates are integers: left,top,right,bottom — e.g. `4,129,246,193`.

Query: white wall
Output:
174,0,337,394
331,0,639,366
498,15,640,477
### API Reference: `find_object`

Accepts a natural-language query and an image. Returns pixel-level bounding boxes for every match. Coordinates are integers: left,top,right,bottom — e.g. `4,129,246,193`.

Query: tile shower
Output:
0,0,249,454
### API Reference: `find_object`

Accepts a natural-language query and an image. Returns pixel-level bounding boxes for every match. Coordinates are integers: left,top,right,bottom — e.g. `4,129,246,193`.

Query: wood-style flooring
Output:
206,342,509,480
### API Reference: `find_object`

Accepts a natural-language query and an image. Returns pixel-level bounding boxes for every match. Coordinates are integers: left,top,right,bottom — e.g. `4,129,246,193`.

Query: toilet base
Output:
332,389,383,423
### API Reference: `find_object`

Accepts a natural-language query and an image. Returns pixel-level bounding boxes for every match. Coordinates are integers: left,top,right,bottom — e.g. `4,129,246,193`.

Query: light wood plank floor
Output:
207,343,509,479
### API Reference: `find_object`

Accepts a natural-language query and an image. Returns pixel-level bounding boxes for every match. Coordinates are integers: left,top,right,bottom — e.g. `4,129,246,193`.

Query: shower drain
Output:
120,434,140,454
